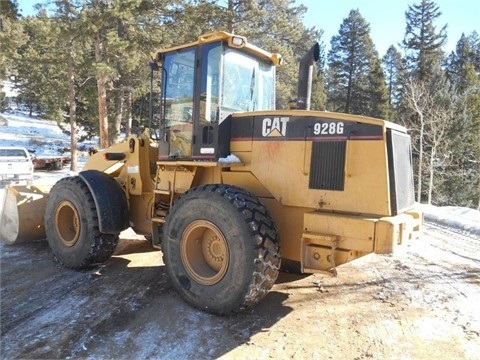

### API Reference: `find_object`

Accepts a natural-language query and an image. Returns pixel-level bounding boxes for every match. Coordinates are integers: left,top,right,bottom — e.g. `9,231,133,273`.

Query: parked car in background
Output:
0,146,34,186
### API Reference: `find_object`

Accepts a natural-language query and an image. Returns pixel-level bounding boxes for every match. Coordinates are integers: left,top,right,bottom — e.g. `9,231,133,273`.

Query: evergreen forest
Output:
0,0,479,209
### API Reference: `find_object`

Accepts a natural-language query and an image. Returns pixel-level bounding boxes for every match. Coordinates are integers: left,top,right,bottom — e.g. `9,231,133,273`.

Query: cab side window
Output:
163,48,196,158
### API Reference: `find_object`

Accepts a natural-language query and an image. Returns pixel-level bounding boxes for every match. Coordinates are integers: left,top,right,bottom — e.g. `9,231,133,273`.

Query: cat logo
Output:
262,117,289,137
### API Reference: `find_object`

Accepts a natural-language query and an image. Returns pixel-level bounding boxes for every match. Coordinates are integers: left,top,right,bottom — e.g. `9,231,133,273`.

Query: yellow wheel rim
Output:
180,220,229,285
54,200,80,247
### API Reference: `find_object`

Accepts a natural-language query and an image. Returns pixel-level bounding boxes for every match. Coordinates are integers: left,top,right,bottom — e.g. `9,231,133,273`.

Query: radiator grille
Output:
309,141,346,191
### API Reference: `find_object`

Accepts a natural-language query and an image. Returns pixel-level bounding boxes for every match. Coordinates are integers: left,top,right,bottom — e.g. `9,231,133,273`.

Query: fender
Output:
79,170,129,234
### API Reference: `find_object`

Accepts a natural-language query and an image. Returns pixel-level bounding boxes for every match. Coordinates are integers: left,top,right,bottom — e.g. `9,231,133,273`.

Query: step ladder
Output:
151,164,178,224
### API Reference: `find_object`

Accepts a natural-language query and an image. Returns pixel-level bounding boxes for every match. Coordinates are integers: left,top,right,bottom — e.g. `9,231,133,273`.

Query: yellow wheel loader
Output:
0,31,422,315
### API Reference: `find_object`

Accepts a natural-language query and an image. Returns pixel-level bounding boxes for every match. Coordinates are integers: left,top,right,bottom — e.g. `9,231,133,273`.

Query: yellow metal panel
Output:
83,133,158,196
0,185,48,243
230,140,252,152
83,140,129,175
250,139,391,216
191,166,224,186
130,138,158,195
156,164,197,193
193,167,215,187
374,210,423,254
221,172,273,199
261,199,307,263
303,212,376,252
229,152,252,172
298,212,392,272
301,243,355,272
129,194,154,235
343,140,390,214
250,140,307,207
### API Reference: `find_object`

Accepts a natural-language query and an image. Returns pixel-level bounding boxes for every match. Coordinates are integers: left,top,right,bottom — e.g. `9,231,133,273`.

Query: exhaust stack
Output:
296,43,320,110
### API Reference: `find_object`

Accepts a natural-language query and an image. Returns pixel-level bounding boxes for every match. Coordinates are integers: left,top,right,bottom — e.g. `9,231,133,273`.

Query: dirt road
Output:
1,223,479,359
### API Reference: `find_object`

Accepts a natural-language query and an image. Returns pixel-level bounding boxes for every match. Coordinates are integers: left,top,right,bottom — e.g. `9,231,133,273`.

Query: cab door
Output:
191,42,222,160
159,47,196,160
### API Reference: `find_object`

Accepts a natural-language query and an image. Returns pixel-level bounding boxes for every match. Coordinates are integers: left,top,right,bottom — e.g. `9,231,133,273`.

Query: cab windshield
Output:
161,43,276,126
220,48,276,113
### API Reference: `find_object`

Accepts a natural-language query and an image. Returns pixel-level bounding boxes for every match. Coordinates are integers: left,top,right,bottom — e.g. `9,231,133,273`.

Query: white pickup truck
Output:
0,147,34,185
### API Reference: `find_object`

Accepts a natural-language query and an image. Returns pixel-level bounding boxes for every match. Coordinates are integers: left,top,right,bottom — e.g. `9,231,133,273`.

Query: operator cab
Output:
151,32,282,160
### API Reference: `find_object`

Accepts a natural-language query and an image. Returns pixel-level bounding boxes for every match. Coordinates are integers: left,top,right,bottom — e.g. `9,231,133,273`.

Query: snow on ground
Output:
420,203,480,236
0,110,479,235
1,111,70,155
0,109,96,160
1,81,18,98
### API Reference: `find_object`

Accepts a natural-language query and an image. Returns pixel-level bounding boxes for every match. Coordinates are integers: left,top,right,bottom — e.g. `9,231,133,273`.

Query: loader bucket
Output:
0,185,49,244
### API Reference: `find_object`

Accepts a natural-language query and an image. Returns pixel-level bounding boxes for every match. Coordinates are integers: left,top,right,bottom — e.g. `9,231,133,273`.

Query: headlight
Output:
231,36,245,47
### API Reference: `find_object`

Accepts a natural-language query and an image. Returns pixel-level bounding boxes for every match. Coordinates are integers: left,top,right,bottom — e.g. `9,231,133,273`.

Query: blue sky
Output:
296,0,479,55
15,0,479,56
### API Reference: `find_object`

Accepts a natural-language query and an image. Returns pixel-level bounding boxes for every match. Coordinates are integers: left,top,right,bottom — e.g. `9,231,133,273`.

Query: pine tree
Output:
310,56,327,111
401,0,450,204
0,1,23,76
215,0,325,109
50,0,82,170
368,56,390,119
107,0,177,140
446,32,480,91
0,0,26,110
14,11,67,117
326,9,388,118
403,0,447,81
85,0,112,148
382,45,406,117
76,0,180,145
443,32,480,208
0,0,20,21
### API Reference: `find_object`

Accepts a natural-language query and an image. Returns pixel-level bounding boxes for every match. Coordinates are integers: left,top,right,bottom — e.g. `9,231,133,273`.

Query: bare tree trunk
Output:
97,80,108,148
417,113,424,202
67,40,77,171
59,0,78,171
95,35,109,149
405,77,457,206
113,87,123,143
125,89,132,136
112,17,126,144
478,182,480,211
404,80,425,203
427,146,435,204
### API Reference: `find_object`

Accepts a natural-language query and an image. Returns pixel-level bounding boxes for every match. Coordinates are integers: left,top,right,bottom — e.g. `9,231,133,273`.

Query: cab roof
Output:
151,31,282,67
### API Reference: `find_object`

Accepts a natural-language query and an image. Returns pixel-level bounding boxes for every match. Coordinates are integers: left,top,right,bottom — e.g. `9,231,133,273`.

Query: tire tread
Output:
46,176,119,269
164,184,280,314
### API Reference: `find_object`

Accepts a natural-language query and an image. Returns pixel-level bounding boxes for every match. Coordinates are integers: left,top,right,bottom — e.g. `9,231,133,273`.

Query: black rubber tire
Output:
45,176,119,269
162,184,281,315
